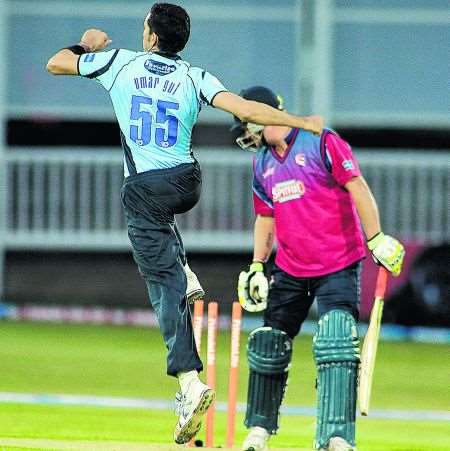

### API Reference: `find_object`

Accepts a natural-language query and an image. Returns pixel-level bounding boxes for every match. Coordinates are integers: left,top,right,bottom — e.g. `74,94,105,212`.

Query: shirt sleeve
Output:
324,133,361,186
198,71,228,106
78,49,134,90
253,192,274,216
252,172,274,216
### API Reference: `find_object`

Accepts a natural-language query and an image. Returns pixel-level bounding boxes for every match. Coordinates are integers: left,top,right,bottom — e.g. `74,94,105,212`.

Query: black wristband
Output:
367,231,381,243
64,44,89,55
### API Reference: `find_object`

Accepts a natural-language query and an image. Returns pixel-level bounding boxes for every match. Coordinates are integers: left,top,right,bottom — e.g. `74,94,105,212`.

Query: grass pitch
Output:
0,321,449,450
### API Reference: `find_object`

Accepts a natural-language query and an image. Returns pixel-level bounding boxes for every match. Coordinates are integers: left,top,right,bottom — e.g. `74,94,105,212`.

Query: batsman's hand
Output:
367,232,405,277
80,29,112,52
238,262,268,312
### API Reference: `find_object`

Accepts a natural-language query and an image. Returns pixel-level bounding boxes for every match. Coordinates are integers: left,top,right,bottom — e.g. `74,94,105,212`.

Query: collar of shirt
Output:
151,50,181,60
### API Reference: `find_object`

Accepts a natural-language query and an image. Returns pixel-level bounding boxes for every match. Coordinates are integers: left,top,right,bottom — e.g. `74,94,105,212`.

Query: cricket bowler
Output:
46,4,323,444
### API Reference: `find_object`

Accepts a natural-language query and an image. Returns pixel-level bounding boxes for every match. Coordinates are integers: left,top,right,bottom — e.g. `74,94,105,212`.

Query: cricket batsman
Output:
234,87,405,451
46,4,323,444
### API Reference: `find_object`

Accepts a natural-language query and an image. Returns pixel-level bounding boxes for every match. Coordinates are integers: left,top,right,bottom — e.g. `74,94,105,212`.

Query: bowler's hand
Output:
303,115,324,136
80,29,112,52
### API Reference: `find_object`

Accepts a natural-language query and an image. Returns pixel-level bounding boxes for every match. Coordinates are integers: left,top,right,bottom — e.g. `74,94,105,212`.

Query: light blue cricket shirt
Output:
79,49,227,176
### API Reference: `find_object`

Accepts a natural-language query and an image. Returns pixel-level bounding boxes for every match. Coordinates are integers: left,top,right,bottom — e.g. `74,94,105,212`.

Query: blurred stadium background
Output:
0,0,448,326
0,1,449,449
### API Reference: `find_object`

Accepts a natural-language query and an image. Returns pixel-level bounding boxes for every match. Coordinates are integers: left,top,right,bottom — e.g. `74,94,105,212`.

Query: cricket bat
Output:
358,267,389,416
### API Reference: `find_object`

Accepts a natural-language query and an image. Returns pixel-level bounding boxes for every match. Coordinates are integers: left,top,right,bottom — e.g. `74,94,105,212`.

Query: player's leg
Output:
121,170,202,376
161,163,212,443
243,327,292,451
121,163,212,443
312,262,362,451
140,221,212,444
243,265,314,451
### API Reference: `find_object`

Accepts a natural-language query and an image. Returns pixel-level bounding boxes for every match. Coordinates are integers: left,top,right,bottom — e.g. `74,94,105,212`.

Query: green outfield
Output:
0,321,449,450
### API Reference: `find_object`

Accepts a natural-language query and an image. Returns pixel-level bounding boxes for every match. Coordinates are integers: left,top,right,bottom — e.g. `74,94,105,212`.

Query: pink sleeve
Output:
253,192,274,216
325,133,361,186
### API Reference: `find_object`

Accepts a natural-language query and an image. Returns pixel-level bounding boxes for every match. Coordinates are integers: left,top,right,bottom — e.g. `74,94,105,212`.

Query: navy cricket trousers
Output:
264,262,362,339
120,161,203,377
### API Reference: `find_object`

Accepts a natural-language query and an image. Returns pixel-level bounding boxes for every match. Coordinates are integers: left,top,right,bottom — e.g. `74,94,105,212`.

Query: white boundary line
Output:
1,392,449,421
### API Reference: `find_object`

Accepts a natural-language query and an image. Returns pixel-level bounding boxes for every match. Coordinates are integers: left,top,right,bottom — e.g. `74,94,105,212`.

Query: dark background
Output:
5,119,450,324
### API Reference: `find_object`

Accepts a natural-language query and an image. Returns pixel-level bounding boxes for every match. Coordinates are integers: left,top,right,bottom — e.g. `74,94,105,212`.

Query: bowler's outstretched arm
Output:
213,91,323,136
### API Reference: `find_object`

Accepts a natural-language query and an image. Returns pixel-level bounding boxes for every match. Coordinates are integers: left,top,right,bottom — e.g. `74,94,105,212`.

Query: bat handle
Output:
374,267,389,299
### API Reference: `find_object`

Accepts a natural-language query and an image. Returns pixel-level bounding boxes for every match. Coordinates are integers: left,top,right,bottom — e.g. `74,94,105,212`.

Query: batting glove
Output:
237,262,269,312
367,232,405,277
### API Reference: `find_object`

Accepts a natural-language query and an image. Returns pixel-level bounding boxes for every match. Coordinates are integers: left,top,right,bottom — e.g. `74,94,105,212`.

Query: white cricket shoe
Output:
173,379,215,444
242,426,270,451
185,263,205,303
320,436,356,451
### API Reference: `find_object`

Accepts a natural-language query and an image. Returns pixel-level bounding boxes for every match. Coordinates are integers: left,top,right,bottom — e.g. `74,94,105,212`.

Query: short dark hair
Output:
147,3,190,54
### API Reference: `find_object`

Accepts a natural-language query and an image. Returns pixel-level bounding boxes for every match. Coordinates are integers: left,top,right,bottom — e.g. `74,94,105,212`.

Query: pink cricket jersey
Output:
252,128,366,277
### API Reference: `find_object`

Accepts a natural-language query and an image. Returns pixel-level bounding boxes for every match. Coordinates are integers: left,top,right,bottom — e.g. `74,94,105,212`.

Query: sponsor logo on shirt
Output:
272,179,305,203
262,167,275,179
295,153,306,166
342,159,354,171
83,54,96,63
144,59,176,76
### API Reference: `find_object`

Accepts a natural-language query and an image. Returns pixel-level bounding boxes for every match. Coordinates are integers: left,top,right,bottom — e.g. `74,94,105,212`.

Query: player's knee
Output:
313,309,360,366
263,311,301,339
318,301,359,322
247,327,293,374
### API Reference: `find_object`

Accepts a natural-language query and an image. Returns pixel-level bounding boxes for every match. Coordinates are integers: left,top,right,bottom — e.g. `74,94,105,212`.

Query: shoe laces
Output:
174,390,193,417
174,391,185,416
